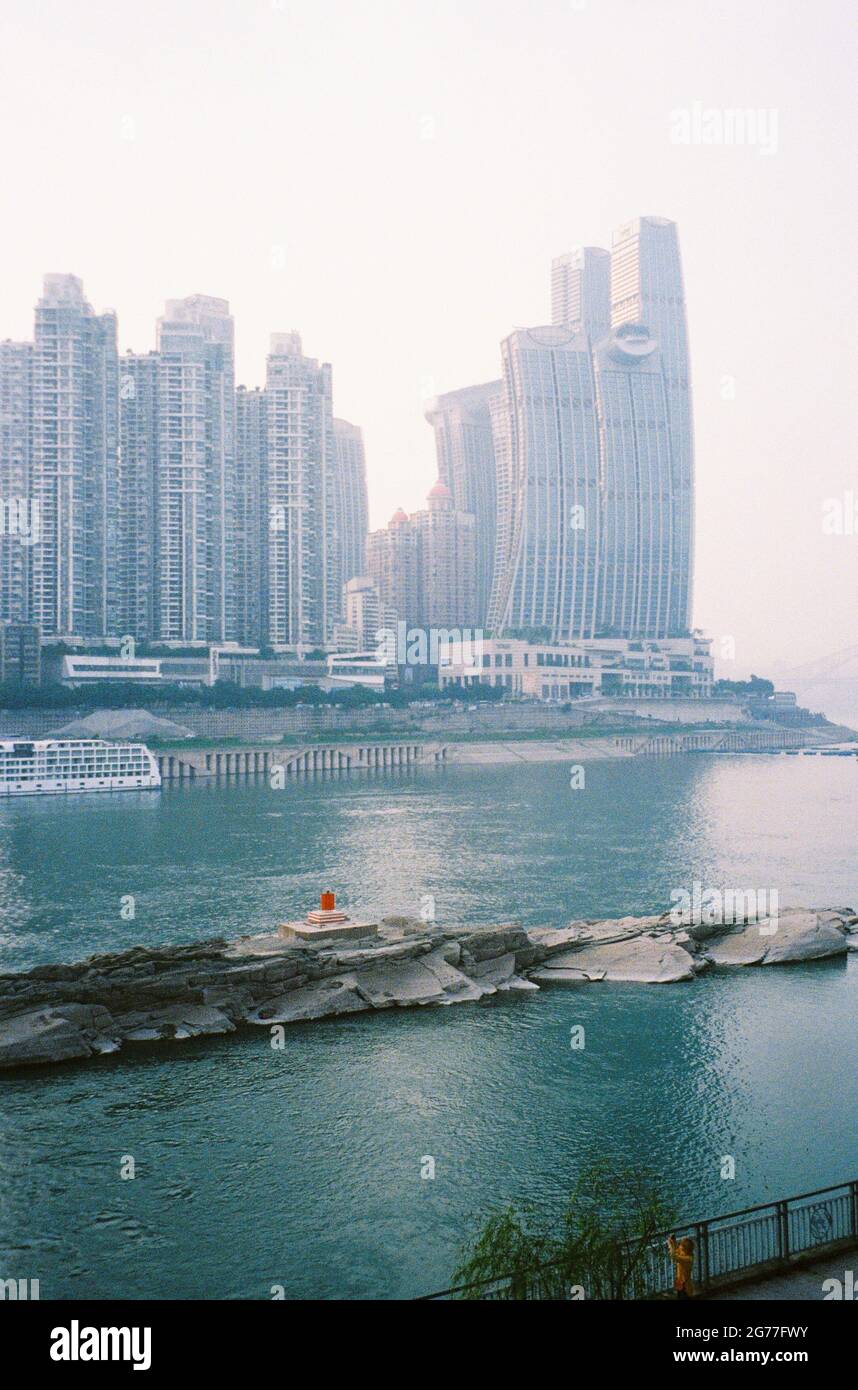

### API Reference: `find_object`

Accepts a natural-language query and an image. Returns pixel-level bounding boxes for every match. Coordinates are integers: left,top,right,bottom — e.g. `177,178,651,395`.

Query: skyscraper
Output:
0,340,33,624
609,216,694,632
424,381,500,626
332,417,369,596
550,246,611,342
154,295,236,643
262,333,335,649
30,275,119,638
488,326,602,640
593,324,677,638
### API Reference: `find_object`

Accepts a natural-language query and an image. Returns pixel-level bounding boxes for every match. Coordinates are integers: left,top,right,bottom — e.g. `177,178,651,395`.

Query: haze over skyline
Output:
1,0,856,680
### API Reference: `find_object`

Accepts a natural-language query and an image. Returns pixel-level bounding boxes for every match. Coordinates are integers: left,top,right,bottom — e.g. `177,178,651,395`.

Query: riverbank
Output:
2,905,854,1070
148,725,847,780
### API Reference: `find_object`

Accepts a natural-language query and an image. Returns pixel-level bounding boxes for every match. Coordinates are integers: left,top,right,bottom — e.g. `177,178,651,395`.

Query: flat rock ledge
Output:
1,907,854,1070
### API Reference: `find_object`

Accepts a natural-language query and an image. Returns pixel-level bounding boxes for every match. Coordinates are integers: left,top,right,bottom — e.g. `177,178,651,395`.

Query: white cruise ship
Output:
0,739,161,796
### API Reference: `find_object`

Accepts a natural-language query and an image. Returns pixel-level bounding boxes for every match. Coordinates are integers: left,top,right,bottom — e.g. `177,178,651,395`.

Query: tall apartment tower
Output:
117,352,158,641
411,481,477,629
550,246,611,341
332,418,369,597
609,216,694,633
234,386,266,646
0,340,33,624
262,333,335,649
30,275,119,638
154,295,235,643
488,326,602,641
367,508,420,630
424,381,500,627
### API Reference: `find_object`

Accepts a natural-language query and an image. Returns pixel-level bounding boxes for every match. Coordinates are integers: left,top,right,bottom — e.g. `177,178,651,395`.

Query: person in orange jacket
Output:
667,1234,695,1299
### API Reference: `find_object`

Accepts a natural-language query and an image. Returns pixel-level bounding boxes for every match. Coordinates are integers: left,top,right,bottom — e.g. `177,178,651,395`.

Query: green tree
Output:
451,1162,674,1300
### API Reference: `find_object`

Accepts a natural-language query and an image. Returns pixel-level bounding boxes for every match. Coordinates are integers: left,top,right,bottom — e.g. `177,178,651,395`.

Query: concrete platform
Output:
281,919,378,943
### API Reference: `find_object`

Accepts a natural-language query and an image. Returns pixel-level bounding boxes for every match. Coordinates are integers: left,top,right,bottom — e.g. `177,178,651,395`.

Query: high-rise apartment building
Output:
488,325,602,641
410,481,477,629
550,246,611,341
262,333,335,649
368,485,476,634
368,508,420,631
234,386,266,646
332,418,369,598
0,340,33,624
117,352,158,641
424,381,499,626
30,275,119,639
154,295,236,644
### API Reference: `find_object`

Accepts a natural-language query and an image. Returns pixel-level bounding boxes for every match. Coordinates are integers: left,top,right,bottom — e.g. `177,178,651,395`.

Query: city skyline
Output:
0,0,856,677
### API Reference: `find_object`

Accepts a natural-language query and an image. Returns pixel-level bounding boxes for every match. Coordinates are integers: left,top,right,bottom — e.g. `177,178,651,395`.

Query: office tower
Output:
262,333,335,649
155,294,235,643
333,418,369,595
593,323,677,638
0,340,33,624
117,352,158,641
488,326,602,641
410,481,477,629
367,508,420,630
29,275,119,639
550,246,611,341
610,216,694,632
424,381,500,626
235,386,266,646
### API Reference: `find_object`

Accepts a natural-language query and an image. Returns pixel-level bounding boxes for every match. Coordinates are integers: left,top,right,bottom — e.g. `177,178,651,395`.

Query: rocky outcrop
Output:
530,937,698,985
0,905,854,1070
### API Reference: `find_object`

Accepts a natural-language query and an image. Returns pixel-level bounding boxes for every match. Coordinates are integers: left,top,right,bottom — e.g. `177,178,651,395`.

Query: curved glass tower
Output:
609,216,694,634
489,325,602,639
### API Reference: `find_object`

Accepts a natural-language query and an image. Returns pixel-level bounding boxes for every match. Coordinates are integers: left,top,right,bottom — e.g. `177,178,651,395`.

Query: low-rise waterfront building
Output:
437,632,714,701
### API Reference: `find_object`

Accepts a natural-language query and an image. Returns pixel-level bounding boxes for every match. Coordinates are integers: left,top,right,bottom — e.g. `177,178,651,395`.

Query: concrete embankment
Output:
1,907,855,1070
152,727,822,779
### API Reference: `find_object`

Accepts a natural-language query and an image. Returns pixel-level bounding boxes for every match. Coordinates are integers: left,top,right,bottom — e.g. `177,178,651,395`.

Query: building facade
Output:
262,333,335,649
30,275,119,639
0,621,41,685
368,484,477,636
154,295,236,644
332,417,369,600
367,507,420,632
609,216,694,633
0,340,33,625
550,245,611,341
438,633,713,701
488,325,602,642
234,385,266,646
117,352,158,642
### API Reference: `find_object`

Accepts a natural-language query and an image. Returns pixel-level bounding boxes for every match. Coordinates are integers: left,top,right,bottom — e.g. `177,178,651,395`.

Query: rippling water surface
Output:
0,756,856,1298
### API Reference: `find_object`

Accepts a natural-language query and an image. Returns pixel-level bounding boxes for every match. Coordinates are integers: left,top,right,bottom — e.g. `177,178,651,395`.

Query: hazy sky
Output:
1,0,856,678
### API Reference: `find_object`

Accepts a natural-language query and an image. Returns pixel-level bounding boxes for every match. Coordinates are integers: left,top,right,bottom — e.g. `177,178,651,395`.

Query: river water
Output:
0,755,856,1298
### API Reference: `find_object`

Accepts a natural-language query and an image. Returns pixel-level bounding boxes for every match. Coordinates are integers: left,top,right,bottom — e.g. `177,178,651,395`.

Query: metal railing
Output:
420,1178,858,1300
